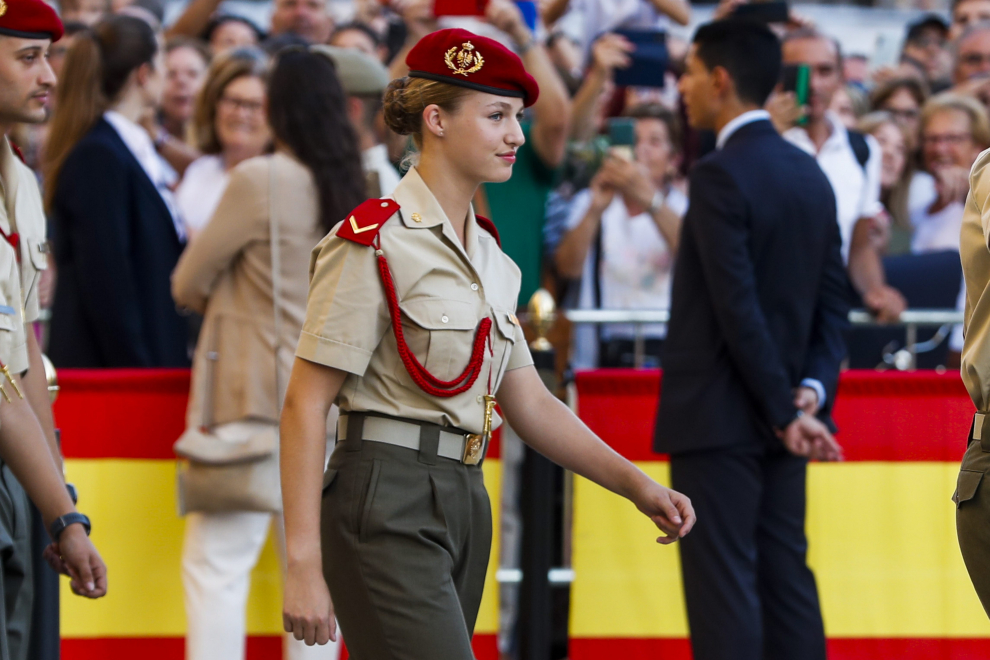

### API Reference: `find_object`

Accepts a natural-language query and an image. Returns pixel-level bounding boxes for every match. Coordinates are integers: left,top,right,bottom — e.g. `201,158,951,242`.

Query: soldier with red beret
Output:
279,29,696,659
0,1,108,658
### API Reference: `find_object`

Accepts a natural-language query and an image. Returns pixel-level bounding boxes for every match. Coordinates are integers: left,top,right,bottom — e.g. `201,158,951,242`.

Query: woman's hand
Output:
56,525,108,598
283,562,337,646
632,479,696,545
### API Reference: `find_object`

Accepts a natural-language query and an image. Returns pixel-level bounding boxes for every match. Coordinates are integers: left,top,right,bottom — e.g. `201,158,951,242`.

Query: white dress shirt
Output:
104,111,185,241
362,144,401,198
175,155,228,236
784,111,883,261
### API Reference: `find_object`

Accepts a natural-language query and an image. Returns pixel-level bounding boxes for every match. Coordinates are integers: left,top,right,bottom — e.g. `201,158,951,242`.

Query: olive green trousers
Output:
321,437,491,660
0,463,33,660
956,437,990,618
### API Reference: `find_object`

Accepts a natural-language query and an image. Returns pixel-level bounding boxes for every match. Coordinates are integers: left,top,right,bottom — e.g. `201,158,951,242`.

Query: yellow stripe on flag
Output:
60,459,502,637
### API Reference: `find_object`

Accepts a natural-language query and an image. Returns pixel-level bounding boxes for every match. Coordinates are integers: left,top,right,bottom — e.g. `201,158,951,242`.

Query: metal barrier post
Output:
633,323,645,369
906,323,918,371
517,290,569,660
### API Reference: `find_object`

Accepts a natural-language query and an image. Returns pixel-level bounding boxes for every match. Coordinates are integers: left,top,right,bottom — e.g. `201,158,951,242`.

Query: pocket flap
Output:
175,427,277,465
401,298,477,330
493,310,520,343
0,306,16,332
954,469,984,505
28,240,48,271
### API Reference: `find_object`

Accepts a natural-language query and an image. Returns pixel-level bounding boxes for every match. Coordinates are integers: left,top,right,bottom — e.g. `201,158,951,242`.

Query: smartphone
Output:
608,118,636,161
780,63,810,126
611,29,668,89
516,1,538,32
434,0,488,17
732,1,789,24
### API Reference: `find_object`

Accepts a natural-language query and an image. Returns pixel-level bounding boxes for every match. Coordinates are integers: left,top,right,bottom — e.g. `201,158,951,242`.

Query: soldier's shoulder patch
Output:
336,198,400,246
476,214,501,248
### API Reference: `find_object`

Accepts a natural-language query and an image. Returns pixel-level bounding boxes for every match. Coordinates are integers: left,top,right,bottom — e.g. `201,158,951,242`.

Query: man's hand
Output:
55,524,107,598
779,414,843,462
632,479,696,544
590,33,633,76
793,386,820,416
598,156,656,212
863,284,907,324
588,170,617,215
765,90,805,134
390,0,436,41
486,0,531,46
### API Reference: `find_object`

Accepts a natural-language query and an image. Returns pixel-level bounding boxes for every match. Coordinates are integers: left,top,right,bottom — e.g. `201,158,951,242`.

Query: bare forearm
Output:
847,218,885,295
647,0,690,24
571,68,609,142
524,43,571,167
555,210,601,278
499,368,650,501
541,0,571,25
0,394,75,528
650,205,681,254
159,137,200,178
166,0,223,39
24,331,61,473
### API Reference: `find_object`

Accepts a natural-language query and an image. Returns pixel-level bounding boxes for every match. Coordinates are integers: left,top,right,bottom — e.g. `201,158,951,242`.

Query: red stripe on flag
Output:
52,369,502,461
574,369,974,462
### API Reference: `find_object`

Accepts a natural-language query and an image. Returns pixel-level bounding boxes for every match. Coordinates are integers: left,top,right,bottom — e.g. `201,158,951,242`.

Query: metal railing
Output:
564,308,964,370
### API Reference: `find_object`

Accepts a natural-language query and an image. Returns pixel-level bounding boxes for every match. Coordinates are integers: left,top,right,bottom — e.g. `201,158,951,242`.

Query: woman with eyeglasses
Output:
175,47,271,240
171,47,365,660
871,77,929,150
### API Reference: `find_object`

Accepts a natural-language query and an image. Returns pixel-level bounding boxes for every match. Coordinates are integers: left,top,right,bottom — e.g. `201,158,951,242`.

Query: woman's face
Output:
871,121,908,191
829,87,858,129
215,75,270,156
634,117,676,184
432,91,526,185
162,46,208,126
880,87,922,146
141,49,166,110
209,21,259,57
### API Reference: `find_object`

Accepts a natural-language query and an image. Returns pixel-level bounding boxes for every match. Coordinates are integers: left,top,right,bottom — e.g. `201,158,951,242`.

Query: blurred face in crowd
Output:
215,75,270,158
878,86,922,144
829,87,857,129
869,121,908,192
903,27,951,83
60,0,108,26
634,117,677,184
952,0,990,41
47,31,80,80
330,27,385,62
0,37,55,126
429,91,525,185
162,46,208,128
782,37,842,123
955,28,990,84
678,45,722,131
923,108,983,173
843,56,868,85
136,49,166,111
270,0,333,45
209,21,258,57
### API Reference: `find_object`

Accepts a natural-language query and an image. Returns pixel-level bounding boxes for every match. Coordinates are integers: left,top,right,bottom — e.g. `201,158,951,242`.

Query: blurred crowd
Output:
22,0,990,375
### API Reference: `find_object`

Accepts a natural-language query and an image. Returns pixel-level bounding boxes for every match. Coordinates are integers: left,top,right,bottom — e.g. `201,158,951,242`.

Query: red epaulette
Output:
476,214,501,248
336,198,400,246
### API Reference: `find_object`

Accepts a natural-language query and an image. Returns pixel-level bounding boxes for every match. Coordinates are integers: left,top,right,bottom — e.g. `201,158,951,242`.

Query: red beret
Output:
407,28,539,107
0,0,64,42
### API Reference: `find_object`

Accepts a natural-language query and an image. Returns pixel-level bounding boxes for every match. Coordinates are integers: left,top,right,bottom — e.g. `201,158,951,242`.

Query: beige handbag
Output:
174,159,287,515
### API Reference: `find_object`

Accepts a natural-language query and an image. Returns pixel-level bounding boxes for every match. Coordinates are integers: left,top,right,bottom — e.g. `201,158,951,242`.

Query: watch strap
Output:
49,512,90,542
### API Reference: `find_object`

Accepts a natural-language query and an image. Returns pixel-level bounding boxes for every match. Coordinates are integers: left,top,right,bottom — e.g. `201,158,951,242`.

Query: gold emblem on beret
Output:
0,0,8,18
445,41,484,77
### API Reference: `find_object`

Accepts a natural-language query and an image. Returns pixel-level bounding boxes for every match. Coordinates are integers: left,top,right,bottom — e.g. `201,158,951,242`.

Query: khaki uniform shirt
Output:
961,150,990,410
297,167,534,435
0,138,49,375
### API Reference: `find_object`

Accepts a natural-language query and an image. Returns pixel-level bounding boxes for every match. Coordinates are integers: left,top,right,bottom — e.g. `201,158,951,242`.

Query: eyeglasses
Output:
218,95,264,113
960,52,990,68
922,132,974,146
886,107,920,122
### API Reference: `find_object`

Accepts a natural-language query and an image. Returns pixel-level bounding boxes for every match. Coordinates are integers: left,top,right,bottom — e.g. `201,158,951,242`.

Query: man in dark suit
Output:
654,20,849,660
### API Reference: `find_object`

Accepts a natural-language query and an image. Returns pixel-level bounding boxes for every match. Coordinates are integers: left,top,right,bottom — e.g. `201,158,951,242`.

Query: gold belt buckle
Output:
463,434,485,465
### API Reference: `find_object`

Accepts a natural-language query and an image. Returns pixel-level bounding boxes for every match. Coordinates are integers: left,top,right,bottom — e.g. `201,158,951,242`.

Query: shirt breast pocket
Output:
399,298,480,383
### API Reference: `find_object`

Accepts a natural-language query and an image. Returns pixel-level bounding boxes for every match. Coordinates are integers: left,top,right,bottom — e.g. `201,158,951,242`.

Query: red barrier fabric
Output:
574,369,974,462
53,369,502,460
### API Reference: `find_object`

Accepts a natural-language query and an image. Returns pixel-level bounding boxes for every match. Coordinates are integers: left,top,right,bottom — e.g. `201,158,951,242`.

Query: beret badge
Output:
445,41,484,77
0,1,8,18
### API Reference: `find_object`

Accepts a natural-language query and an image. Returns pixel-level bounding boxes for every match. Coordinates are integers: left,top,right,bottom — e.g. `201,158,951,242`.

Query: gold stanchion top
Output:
527,288,555,352
41,353,58,404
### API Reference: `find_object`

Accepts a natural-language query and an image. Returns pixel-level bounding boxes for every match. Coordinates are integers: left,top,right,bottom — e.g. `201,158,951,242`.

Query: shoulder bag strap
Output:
270,155,286,410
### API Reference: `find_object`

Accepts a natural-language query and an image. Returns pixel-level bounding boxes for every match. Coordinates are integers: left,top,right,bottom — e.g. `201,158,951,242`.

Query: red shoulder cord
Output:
373,234,492,398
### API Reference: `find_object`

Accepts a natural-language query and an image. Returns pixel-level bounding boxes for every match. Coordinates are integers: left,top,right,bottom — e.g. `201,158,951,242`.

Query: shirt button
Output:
477,395,484,403
441,315,449,323
380,202,389,208
471,283,479,291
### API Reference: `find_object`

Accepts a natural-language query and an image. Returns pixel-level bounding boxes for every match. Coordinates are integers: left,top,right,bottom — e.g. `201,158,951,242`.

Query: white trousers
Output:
181,418,341,660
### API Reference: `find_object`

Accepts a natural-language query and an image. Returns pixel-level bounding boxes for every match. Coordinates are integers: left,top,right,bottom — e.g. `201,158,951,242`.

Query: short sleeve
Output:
295,230,391,376
506,322,534,371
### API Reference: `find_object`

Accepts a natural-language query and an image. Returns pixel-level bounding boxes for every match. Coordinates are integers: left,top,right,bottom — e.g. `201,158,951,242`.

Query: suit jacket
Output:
172,153,324,429
654,119,849,455
48,118,189,368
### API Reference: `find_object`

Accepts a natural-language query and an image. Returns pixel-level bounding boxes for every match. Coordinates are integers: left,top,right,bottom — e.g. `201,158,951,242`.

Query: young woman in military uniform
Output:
280,29,696,660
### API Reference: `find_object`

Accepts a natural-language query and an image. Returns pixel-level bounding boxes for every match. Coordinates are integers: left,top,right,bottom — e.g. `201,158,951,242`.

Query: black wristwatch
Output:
49,512,91,542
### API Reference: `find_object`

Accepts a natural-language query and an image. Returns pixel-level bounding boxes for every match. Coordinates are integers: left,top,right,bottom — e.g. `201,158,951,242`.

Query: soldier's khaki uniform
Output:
0,136,51,660
297,168,533,659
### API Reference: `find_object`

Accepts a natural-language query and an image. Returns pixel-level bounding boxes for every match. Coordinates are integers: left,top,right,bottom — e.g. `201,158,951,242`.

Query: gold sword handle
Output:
1,366,22,399
0,383,11,404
